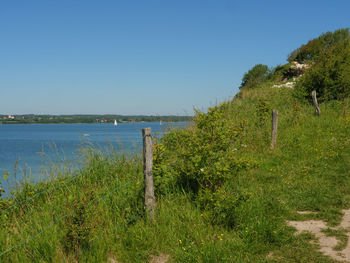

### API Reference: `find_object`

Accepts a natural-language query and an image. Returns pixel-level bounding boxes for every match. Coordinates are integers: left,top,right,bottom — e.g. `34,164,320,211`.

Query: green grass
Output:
0,81,349,262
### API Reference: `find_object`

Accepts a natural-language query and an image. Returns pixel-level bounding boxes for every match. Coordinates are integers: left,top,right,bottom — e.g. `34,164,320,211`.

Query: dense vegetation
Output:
294,40,350,102
243,28,350,103
0,29,349,262
239,64,270,89
287,28,350,63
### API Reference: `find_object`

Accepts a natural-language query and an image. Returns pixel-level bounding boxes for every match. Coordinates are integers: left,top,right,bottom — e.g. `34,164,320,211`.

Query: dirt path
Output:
108,253,169,263
288,209,350,262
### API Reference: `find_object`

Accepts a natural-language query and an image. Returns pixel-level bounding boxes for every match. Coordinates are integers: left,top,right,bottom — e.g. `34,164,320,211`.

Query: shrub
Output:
294,41,350,102
255,99,271,127
63,189,100,259
288,28,350,63
240,64,269,89
270,63,308,81
197,186,250,227
153,103,260,229
153,102,255,194
269,64,291,81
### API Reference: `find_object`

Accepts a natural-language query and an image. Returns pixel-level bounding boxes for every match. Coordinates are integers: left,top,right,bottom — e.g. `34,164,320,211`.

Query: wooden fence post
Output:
271,110,278,149
142,128,156,219
312,90,321,116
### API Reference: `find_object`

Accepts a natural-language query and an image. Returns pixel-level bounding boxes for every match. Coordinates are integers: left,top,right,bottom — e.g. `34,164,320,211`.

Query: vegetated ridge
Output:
0,28,349,262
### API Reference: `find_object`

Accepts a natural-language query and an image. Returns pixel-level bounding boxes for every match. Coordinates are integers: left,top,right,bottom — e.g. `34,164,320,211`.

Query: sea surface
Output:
0,122,187,194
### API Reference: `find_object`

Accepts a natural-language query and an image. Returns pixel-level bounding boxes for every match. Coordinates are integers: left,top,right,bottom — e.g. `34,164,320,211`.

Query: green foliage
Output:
153,102,260,228
2,29,350,262
0,173,6,199
154,102,253,195
288,28,350,63
0,89,350,262
269,63,306,82
240,64,270,89
197,185,250,228
294,41,350,102
63,189,99,259
255,99,271,127
269,63,291,81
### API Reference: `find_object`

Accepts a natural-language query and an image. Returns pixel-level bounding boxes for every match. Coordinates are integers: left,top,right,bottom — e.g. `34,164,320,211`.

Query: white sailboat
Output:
114,119,117,126
160,120,162,125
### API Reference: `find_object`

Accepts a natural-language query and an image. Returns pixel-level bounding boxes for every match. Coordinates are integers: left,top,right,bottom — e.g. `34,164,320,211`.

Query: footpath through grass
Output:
0,83,349,262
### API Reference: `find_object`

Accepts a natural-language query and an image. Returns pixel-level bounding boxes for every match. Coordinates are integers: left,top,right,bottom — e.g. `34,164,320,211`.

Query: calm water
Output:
0,122,186,194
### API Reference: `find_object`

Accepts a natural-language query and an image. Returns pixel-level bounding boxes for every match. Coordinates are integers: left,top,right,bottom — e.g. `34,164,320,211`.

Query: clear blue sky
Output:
1,0,349,115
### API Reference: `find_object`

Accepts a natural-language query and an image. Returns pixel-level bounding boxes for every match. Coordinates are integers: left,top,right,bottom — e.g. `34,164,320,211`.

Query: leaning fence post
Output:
312,90,321,116
142,128,156,220
271,110,278,149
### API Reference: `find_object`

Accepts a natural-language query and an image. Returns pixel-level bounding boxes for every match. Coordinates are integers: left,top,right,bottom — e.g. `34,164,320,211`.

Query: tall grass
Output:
0,82,349,262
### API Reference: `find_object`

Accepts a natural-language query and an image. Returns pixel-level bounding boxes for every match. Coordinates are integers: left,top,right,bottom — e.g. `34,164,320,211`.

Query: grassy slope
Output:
0,81,349,263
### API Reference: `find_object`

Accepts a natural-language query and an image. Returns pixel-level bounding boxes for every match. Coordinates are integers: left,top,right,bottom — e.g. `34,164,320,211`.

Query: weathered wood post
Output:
271,110,278,149
142,128,156,220
312,90,321,116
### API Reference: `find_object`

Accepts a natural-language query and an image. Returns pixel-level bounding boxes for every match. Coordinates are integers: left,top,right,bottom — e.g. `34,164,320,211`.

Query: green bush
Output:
269,63,306,81
240,64,269,89
197,185,250,227
269,64,291,81
288,28,350,63
63,190,98,258
153,102,255,194
294,41,350,102
153,102,259,229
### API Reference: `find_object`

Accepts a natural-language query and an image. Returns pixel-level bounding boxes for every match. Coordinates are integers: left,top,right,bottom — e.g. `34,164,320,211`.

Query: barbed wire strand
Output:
0,174,80,215
0,181,132,258
0,214,70,257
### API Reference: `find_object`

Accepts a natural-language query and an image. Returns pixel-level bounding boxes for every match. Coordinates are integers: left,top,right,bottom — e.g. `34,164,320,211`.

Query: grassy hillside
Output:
1,29,350,262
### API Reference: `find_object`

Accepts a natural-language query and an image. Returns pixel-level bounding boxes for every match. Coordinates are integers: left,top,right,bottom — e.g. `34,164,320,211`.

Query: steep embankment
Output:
152,76,350,262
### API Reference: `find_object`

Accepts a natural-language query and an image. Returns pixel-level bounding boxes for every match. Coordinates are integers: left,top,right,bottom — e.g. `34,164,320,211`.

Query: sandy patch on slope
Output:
288,209,350,262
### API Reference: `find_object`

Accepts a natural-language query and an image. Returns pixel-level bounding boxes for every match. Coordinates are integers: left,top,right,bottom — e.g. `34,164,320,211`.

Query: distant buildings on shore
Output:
2,115,15,120
0,114,192,124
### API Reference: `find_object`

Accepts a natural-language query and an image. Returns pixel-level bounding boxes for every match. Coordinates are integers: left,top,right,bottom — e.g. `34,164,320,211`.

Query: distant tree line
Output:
0,114,192,124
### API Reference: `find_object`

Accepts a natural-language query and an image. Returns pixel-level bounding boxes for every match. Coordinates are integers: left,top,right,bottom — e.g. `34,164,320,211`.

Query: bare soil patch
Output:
296,211,317,215
288,209,350,262
149,253,170,263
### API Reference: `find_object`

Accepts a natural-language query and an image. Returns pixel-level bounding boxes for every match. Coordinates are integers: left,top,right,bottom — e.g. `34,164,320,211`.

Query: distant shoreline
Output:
0,120,190,125
0,115,192,125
